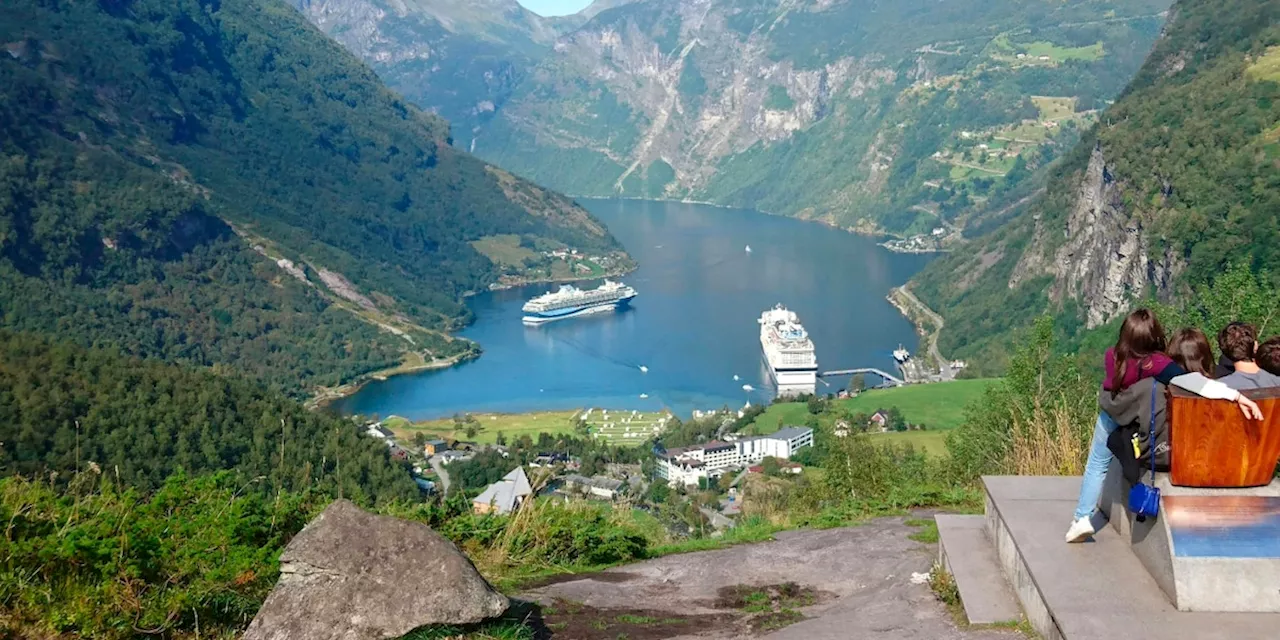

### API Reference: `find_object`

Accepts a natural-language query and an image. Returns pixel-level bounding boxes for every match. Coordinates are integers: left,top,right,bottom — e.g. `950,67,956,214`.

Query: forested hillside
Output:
0,0,625,395
910,0,1280,372
0,331,417,503
301,0,1172,236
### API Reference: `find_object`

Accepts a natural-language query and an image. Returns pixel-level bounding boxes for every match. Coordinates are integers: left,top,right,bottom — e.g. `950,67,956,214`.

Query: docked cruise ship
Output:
759,304,818,396
522,280,637,325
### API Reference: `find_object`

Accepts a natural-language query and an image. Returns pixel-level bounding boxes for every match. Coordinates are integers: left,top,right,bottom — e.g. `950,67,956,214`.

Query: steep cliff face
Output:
291,0,567,133
909,0,1280,371
297,0,1171,236
1009,147,1180,328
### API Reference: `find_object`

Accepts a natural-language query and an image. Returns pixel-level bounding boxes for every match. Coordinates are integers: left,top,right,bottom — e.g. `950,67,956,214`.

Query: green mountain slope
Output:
909,0,1280,372
0,0,625,395
305,0,1172,236
0,330,418,502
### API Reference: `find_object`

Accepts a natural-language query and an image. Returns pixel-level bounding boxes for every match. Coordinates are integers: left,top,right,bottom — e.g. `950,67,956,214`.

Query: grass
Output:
1031,96,1077,121
867,429,950,456
1021,40,1105,62
400,620,535,640
904,517,940,543
929,563,1040,638
748,379,995,435
582,407,672,445
390,410,581,444
1247,46,1280,83
471,234,538,267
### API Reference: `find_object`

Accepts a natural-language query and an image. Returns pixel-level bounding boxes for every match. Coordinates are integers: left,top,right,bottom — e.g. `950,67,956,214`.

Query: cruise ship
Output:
522,280,637,325
759,305,818,396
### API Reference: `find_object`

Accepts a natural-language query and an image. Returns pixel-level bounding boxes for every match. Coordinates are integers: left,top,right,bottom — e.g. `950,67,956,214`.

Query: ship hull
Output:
522,294,635,325
761,352,817,397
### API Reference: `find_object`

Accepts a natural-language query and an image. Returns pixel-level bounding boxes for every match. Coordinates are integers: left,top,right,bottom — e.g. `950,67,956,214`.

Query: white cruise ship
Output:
522,280,637,325
758,304,818,396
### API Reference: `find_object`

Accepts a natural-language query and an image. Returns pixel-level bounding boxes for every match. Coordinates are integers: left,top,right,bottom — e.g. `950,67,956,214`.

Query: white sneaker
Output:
1065,517,1095,543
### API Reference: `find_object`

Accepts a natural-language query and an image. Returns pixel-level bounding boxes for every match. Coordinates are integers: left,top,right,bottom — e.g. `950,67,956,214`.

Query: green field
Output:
389,408,667,447
390,410,581,444
748,379,995,434
1032,96,1077,121
1246,46,1280,83
867,429,949,456
1021,40,1105,62
471,234,538,267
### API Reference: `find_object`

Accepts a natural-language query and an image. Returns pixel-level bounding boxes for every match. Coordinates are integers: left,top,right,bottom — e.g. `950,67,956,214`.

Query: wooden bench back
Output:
1168,386,1280,487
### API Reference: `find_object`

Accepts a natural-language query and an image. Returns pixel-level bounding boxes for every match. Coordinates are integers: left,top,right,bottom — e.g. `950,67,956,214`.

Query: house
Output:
869,410,891,429
748,461,803,475
834,420,851,438
563,474,625,500
473,467,533,515
437,450,469,465
735,426,815,464
423,439,448,456
365,424,394,439
530,452,569,467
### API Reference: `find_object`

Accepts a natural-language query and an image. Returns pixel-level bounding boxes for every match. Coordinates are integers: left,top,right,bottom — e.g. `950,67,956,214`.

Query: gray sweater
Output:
1098,378,1169,468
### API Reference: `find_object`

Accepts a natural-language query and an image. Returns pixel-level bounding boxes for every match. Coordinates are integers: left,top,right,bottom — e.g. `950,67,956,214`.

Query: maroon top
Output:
1103,347,1181,392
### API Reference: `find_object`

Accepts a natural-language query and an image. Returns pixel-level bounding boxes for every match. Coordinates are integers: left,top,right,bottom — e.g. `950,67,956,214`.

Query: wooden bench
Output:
1168,386,1280,487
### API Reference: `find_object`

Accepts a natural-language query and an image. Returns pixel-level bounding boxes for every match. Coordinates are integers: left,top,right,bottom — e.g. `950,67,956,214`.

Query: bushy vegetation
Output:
0,0,621,395
0,331,419,502
0,472,323,639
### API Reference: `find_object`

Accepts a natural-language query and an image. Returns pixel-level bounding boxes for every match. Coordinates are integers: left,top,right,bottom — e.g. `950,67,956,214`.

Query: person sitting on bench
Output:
1217,322,1280,389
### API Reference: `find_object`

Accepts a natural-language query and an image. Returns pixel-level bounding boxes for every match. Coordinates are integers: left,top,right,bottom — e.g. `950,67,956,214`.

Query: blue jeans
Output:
1074,411,1120,521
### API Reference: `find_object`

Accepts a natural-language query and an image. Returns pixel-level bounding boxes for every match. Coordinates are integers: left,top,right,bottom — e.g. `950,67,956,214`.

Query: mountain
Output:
0,0,626,395
908,0,1280,372
299,0,1173,236
291,0,571,138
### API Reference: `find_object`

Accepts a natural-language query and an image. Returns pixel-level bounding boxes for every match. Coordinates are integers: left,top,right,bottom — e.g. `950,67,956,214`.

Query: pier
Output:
817,367,905,386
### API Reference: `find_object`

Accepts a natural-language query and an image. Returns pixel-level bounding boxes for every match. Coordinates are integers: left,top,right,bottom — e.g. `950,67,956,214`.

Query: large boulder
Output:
243,500,509,640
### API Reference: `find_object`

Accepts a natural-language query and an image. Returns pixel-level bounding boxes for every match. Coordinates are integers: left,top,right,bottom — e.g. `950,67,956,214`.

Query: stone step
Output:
936,514,1021,625
982,475,1280,640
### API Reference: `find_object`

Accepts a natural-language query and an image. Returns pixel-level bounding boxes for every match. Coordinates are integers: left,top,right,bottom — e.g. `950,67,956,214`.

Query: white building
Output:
736,426,814,464
655,427,814,487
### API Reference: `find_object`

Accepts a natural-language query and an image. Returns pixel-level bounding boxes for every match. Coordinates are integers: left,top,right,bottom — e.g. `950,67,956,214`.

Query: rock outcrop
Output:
243,500,509,640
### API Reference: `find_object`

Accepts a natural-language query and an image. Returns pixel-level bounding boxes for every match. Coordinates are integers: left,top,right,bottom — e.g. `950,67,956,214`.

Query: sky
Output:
517,0,595,17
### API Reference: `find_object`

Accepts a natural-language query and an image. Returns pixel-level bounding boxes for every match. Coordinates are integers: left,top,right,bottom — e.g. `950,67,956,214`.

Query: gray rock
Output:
244,500,509,640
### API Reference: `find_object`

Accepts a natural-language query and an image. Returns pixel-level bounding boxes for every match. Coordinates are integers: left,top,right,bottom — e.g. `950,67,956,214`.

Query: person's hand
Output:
1236,394,1263,420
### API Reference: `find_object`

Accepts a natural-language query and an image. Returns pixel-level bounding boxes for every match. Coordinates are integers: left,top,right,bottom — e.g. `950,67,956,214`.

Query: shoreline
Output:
312,262,637,411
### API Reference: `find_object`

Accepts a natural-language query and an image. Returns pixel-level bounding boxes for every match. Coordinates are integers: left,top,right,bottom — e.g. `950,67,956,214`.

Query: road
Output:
892,285,954,381
428,455,451,494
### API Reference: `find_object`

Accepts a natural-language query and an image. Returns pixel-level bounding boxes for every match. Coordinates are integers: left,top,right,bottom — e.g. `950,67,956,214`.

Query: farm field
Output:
747,378,996,436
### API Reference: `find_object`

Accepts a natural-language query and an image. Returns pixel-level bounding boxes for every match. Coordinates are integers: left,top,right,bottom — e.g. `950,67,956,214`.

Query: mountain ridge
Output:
0,0,627,395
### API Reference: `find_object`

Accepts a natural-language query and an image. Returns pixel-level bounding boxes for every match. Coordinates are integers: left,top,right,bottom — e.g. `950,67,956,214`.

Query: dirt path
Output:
520,517,1019,639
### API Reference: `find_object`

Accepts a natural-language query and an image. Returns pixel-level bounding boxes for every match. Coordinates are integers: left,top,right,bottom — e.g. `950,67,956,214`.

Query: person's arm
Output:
1171,373,1263,420
1152,361,1188,385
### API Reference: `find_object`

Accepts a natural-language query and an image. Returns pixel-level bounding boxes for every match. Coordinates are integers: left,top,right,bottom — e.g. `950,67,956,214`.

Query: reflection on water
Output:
332,199,935,420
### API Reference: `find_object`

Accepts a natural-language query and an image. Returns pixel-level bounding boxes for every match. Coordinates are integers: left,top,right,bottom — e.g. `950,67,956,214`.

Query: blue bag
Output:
1127,384,1161,521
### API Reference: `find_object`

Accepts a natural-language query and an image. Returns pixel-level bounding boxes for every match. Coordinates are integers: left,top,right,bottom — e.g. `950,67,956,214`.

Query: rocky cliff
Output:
295,0,1172,236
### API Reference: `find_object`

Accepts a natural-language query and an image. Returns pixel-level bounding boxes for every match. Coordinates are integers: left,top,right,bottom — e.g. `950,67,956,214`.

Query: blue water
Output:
332,199,935,419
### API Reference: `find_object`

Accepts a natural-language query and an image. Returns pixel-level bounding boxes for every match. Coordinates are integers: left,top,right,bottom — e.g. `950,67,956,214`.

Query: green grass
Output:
1031,96,1077,121
391,410,581,444
470,234,538,267
1246,46,1280,83
399,620,534,640
1021,40,1105,62
749,379,995,435
867,430,950,456
904,518,940,543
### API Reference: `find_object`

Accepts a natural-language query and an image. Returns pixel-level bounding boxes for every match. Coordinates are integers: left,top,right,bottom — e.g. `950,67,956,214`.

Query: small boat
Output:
745,245,752,253
639,393,649,399
733,374,740,381
639,365,649,373
742,384,754,392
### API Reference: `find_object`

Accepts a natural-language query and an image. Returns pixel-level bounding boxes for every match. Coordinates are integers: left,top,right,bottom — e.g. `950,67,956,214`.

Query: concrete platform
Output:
983,476,1280,639
1099,463,1280,612
936,514,1021,624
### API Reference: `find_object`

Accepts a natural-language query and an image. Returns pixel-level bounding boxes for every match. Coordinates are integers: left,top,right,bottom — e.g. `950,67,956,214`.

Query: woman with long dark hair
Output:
1066,311,1261,543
